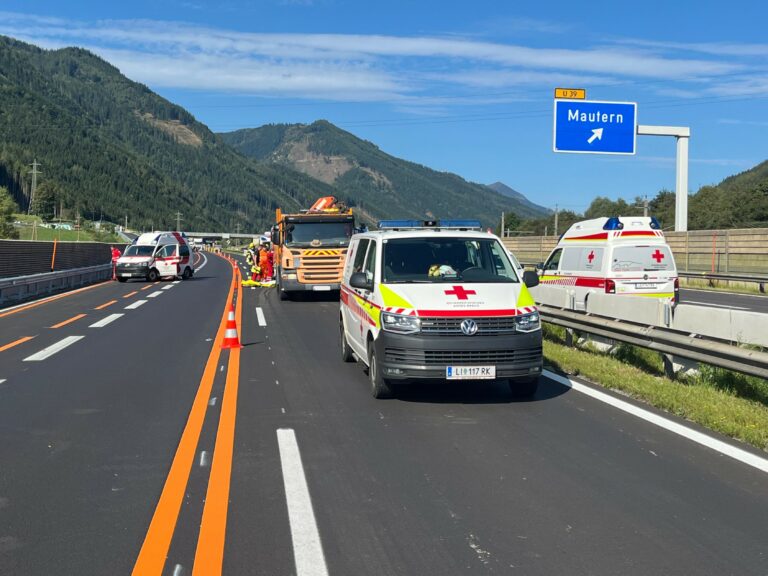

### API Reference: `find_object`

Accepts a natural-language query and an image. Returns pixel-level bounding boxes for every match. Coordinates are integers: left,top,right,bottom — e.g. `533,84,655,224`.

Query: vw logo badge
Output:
460,319,478,336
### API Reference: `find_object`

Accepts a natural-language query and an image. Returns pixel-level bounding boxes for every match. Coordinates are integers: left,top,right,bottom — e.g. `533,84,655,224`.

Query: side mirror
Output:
523,270,540,288
536,262,545,271
350,272,373,291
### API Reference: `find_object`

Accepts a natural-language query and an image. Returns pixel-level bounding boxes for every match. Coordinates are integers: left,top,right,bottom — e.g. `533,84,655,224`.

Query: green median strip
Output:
542,325,768,452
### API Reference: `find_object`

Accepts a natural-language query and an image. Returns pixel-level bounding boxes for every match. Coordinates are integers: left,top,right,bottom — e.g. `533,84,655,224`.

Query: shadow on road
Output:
392,375,570,405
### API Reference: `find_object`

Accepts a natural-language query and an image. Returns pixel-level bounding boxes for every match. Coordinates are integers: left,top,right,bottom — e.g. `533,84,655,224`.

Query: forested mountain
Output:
220,121,545,224
486,182,549,217
0,36,332,232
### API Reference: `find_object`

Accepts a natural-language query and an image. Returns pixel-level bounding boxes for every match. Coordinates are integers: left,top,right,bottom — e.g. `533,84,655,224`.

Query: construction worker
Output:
262,242,274,281
110,246,121,280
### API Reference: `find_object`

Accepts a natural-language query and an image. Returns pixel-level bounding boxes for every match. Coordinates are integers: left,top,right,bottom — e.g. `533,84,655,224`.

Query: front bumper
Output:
374,329,543,381
116,264,150,278
280,276,340,292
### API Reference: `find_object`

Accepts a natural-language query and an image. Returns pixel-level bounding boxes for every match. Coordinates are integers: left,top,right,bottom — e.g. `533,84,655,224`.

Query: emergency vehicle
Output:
115,231,194,282
339,220,543,399
538,216,678,309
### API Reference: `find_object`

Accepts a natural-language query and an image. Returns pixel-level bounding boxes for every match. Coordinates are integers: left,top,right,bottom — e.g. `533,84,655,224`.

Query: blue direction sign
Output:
553,99,637,155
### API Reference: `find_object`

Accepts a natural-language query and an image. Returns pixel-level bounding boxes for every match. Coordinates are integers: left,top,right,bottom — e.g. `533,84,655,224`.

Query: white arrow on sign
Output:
587,128,603,144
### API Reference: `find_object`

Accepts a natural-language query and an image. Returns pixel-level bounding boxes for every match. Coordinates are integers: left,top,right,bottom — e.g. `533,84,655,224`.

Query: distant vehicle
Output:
272,196,355,300
115,231,194,282
339,219,542,399
537,216,678,309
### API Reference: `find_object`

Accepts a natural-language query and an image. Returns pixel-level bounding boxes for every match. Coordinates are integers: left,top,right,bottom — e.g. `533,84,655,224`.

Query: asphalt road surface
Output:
1,252,767,576
680,287,768,314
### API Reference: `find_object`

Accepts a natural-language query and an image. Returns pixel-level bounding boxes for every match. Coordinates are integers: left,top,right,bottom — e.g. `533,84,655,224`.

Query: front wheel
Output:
367,340,394,399
117,277,127,283
340,318,355,363
182,267,193,280
147,269,159,282
508,376,539,398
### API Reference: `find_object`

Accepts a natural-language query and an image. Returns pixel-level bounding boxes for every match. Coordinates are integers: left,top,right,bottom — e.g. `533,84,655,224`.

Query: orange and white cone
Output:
221,303,242,349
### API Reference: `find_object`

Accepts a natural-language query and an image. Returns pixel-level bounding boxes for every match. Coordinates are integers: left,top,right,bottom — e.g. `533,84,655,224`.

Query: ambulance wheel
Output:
508,376,539,398
367,340,393,399
117,277,127,283
147,269,159,282
340,318,355,363
182,267,193,280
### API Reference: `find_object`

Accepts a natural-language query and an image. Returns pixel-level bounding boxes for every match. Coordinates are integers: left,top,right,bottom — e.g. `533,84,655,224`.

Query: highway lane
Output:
680,287,768,314
1,253,767,575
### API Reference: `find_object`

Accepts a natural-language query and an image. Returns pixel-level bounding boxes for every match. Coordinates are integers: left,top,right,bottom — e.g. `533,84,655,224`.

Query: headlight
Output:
514,311,540,333
381,312,421,334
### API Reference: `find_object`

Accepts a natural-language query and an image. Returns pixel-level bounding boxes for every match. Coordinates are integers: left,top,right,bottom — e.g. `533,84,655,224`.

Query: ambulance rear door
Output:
608,245,676,297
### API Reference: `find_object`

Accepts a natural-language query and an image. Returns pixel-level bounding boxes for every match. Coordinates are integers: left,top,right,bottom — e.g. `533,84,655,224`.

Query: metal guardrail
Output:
538,304,768,380
677,271,768,293
0,264,112,307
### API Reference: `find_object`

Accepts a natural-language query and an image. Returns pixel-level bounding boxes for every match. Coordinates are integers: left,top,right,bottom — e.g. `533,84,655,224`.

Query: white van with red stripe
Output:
339,220,543,399
538,216,678,310
115,231,194,282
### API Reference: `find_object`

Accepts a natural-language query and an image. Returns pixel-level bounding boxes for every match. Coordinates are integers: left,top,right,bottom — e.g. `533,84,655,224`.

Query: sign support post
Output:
636,125,690,232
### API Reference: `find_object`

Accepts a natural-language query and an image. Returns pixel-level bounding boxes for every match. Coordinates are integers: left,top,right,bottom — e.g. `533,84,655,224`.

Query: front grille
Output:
420,317,517,335
385,347,542,366
297,253,344,282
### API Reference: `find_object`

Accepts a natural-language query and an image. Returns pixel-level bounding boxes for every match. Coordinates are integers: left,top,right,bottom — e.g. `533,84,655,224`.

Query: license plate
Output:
446,366,496,380
635,283,658,289
120,273,131,277
312,285,332,291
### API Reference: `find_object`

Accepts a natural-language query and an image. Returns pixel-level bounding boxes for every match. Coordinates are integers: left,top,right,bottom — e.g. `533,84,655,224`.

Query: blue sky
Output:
1,0,766,214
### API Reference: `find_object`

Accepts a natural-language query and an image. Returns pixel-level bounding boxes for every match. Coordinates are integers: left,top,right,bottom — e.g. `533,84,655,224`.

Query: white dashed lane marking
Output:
256,307,267,326
89,314,124,328
23,336,85,362
147,291,164,298
125,300,147,310
162,285,174,291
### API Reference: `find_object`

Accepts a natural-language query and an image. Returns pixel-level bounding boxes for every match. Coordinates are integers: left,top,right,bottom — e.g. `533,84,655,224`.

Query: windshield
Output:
285,221,354,247
611,246,675,272
382,237,520,283
123,245,154,257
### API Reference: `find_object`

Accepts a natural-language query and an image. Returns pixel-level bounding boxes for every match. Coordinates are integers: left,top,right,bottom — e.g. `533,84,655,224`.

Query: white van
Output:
116,231,194,282
538,216,678,309
339,220,543,399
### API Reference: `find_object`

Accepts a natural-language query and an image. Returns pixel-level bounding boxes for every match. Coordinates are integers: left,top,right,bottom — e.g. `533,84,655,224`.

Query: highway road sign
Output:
554,87,586,99
553,99,637,155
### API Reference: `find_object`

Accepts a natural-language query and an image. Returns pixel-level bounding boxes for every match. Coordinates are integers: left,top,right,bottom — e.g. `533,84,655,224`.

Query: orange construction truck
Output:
272,196,356,300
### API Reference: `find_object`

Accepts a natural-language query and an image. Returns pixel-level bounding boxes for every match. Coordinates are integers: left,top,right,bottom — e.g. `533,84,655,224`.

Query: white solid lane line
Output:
544,370,768,474
24,336,85,362
0,379,6,385
162,285,174,291
89,314,124,328
256,307,267,326
125,300,148,310
195,252,208,272
147,291,164,298
277,428,329,576
684,301,749,310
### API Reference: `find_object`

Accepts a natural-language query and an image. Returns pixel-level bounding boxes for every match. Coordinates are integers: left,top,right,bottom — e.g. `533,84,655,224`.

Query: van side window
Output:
560,248,582,272
180,245,190,258
362,240,377,282
352,239,369,274
544,249,562,271
580,247,603,271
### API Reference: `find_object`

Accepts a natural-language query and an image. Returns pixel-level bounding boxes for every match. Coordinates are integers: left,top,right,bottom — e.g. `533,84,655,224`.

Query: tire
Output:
340,318,355,363
182,267,193,280
147,269,159,282
277,272,289,301
117,276,127,283
508,376,539,398
367,340,394,399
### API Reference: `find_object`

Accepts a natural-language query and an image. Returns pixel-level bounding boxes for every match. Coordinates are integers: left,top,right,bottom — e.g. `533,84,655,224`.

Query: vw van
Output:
115,231,194,282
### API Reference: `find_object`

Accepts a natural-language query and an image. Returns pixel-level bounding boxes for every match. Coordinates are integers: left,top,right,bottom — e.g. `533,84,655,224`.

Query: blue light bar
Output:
439,219,482,229
649,217,661,230
378,220,424,229
603,217,624,230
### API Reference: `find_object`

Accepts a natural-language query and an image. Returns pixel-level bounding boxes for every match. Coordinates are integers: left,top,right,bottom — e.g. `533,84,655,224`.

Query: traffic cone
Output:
221,304,242,349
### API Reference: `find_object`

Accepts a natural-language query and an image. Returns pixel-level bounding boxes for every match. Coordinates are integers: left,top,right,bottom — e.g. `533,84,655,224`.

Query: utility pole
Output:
27,159,42,214
125,214,128,231
641,195,649,217
553,204,559,237
500,212,505,237
175,211,183,231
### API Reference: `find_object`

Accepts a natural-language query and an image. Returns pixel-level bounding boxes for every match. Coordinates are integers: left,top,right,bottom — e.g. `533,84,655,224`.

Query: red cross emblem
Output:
445,286,476,300
651,249,665,264
587,250,595,264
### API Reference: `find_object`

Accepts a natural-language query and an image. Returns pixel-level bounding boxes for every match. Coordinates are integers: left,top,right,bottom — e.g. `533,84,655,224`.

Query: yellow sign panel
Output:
554,88,586,100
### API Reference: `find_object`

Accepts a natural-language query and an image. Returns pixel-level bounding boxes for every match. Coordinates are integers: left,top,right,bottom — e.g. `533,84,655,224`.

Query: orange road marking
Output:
0,281,108,319
123,291,139,299
193,268,243,576
141,285,153,291
131,261,236,576
95,300,118,310
0,336,35,353
50,313,87,329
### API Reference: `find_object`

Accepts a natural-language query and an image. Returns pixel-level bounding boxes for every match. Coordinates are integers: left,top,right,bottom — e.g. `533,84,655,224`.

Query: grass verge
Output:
680,277,765,296
542,324,768,452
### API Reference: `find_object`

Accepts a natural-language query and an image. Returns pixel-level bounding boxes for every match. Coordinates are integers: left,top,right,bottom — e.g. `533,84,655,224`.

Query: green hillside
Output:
220,121,549,226
0,36,332,233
